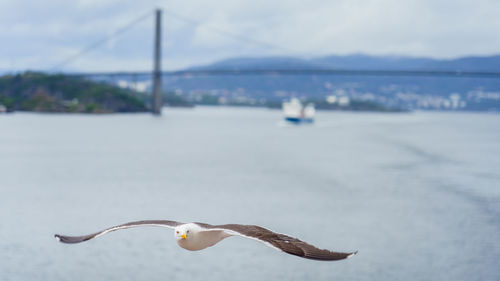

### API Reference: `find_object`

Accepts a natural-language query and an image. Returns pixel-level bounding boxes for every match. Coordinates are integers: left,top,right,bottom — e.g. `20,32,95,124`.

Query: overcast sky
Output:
1,0,499,72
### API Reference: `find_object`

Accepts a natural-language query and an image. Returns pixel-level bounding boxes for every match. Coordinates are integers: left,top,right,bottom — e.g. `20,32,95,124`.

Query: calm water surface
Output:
1,107,499,281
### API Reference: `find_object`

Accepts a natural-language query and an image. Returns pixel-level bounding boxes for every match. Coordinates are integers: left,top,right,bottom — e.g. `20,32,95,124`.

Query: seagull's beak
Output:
181,233,187,239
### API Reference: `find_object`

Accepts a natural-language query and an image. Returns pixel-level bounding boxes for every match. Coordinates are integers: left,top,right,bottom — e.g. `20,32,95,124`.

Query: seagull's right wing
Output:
55,220,184,244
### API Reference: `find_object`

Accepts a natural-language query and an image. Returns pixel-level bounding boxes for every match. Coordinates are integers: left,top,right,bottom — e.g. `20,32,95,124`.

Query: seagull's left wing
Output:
196,223,357,261
55,220,184,244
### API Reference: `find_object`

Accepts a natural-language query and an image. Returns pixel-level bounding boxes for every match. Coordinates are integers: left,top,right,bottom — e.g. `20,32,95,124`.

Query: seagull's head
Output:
174,225,191,241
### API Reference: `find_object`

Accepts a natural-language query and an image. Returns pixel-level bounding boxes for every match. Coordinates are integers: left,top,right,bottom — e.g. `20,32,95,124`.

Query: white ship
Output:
282,98,315,123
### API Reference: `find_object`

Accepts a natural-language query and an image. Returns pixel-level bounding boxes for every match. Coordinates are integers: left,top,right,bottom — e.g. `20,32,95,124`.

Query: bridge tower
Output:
152,9,162,115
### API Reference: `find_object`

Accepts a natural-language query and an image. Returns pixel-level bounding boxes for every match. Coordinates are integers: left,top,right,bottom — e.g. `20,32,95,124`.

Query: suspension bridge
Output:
51,8,500,115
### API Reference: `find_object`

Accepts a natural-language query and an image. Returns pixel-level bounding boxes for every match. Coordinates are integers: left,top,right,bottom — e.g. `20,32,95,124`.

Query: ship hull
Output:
285,117,314,123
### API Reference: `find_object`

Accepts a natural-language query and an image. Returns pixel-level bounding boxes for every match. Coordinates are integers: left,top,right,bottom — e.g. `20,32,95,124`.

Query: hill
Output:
192,54,500,72
165,54,500,111
0,72,148,113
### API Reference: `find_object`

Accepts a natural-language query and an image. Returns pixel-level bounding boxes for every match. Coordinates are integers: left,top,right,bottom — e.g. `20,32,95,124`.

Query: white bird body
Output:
175,223,231,251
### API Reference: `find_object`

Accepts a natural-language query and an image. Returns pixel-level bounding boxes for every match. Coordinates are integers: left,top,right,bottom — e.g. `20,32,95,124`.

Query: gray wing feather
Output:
200,223,357,261
55,220,183,244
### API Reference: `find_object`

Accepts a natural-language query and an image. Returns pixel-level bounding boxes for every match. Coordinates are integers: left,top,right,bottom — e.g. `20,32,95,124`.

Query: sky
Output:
1,0,499,72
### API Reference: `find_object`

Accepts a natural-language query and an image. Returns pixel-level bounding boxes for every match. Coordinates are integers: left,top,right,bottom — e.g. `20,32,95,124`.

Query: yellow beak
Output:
181,234,187,239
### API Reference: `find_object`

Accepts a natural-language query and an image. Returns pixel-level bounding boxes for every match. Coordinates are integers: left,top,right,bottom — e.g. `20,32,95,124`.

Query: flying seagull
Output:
55,220,357,261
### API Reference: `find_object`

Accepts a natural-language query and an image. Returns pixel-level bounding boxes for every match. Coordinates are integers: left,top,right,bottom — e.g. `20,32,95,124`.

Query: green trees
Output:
0,72,148,113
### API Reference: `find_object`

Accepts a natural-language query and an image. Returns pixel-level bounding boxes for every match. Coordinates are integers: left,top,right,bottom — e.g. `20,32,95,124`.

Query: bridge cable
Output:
50,10,153,71
163,8,297,54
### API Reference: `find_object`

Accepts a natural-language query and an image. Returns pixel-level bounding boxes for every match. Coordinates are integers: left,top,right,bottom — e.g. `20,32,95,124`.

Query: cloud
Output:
1,0,499,71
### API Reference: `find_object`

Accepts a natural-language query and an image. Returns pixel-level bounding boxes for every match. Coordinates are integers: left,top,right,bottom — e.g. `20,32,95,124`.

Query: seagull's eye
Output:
176,231,179,234
187,230,190,233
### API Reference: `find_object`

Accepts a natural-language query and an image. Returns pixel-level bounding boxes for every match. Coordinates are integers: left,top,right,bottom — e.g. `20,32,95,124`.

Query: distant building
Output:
326,95,337,104
449,93,461,109
338,96,350,106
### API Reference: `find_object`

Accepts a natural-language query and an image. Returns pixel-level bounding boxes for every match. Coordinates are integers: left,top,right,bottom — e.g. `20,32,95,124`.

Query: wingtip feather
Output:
54,234,86,244
347,250,358,258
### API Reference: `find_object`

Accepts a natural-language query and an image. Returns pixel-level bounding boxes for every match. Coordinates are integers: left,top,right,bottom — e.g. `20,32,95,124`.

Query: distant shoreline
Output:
5,105,499,116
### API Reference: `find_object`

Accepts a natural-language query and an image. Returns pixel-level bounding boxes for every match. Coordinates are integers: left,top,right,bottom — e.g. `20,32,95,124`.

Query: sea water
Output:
0,107,499,281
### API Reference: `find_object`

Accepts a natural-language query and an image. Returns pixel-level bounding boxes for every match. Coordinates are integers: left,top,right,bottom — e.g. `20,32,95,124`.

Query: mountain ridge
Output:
190,54,500,72
172,53,500,111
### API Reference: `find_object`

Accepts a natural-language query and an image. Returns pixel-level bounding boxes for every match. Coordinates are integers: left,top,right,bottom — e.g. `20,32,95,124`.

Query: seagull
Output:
55,220,357,261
